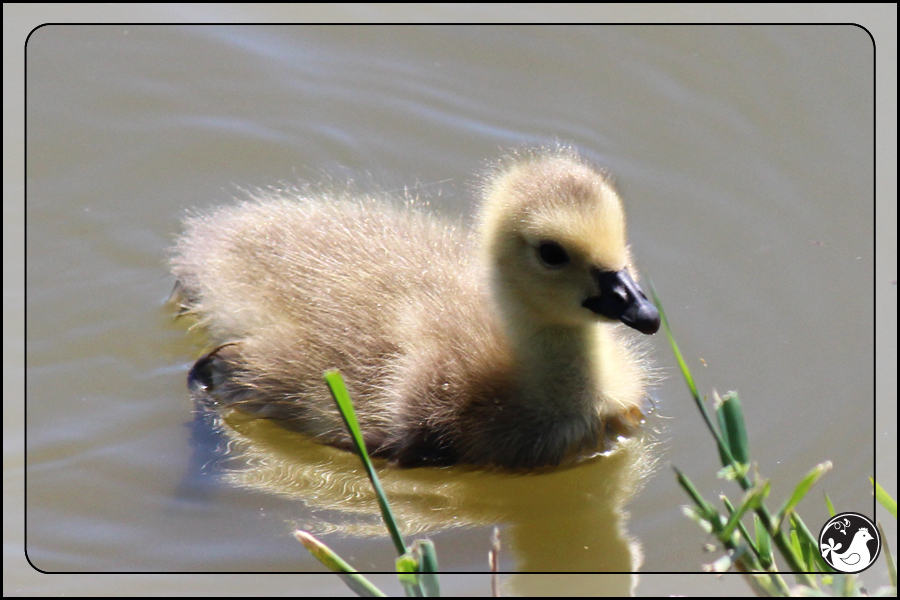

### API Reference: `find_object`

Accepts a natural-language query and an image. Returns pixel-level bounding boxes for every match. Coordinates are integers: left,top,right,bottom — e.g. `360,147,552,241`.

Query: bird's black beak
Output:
582,268,660,334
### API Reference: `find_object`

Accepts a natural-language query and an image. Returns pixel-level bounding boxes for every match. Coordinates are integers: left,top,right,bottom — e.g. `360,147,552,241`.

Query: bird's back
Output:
171,192,511,458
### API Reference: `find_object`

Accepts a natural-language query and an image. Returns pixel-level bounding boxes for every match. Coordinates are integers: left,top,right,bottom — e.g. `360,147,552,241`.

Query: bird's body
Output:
170,148,659,468
825,528,874,570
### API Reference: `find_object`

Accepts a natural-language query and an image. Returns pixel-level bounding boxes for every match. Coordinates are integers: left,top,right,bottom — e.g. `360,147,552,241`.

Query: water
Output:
13,8,894,597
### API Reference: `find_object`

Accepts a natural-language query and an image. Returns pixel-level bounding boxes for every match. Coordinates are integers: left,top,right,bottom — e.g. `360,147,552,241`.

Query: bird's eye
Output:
537,241,570,268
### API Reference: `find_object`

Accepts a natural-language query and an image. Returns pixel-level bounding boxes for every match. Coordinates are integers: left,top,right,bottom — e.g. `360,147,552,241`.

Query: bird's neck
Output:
505,315,602,416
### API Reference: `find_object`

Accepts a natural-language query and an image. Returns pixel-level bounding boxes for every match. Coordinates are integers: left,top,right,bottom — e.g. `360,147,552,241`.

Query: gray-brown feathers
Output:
170,148,658,468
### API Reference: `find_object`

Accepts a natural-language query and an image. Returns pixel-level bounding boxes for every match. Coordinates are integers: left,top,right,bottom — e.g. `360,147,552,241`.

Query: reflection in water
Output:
194,408,654,593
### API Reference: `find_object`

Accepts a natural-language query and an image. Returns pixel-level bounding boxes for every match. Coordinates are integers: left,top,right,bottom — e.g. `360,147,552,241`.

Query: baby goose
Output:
170,147,659,469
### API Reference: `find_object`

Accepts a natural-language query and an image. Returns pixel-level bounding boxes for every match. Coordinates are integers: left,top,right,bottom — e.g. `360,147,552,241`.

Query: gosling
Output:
170,147,660,469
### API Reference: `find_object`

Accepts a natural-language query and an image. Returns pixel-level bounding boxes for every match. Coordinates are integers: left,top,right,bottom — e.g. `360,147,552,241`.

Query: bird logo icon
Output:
819,513,881,574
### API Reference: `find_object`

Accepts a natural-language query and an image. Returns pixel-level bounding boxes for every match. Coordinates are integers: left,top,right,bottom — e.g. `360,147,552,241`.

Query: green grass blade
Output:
714,390,732,468
754,514,774,570
872,478,897,519
789,516,817,572
649,285,739,470
715,391,750,465
775,462,832,530
394,539,441,598
722,495,763,564
416,540,440,597
789,529,803,564
294,530,387,597
674,467,720,520
722,481,770,542
791,513,834,572
396,554,424,597
652,286,814,583
324,370,407,556
649,284,700,402
674,467,726,537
